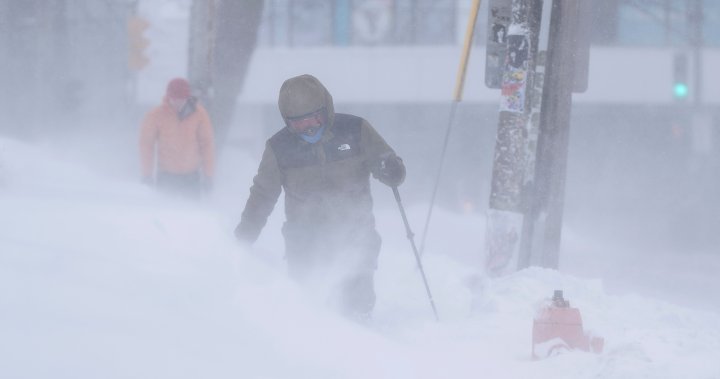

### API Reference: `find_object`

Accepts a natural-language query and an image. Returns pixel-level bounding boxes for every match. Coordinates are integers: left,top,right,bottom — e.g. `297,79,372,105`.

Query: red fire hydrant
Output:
532,290,604,359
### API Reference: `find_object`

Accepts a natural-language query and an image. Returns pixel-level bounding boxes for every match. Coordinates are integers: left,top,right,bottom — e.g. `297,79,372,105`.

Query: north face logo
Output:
338,144,351,151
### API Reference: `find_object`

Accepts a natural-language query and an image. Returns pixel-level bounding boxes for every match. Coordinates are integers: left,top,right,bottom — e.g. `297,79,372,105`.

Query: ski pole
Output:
419,0,482,257
392,186,439,322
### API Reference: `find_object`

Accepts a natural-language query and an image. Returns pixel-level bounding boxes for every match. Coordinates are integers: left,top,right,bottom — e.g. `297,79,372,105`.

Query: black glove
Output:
375,154,406,187
234,222,258,247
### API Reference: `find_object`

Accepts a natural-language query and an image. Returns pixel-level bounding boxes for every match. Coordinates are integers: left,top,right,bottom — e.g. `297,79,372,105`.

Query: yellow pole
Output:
419,0,483,256
453,0,482,101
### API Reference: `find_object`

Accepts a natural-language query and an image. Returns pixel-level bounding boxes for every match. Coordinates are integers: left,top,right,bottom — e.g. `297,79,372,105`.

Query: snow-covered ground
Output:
2,1,718,377
1,134,719,379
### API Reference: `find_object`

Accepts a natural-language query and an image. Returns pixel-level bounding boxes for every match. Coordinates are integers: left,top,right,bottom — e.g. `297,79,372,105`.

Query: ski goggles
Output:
286,108,327,135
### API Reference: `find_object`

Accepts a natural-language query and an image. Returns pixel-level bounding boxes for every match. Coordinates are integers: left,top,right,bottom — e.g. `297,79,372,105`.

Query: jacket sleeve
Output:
138,111,158,178
360,120,406,183
197,106,216,177
234,143,283,244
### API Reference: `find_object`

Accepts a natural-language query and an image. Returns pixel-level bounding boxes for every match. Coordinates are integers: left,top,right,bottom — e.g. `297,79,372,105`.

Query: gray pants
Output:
156,171,202,198
282,222,381,317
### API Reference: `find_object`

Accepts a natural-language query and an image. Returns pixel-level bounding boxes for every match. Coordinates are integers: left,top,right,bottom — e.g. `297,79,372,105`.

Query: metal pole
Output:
691,0,702,106
532,0,578,269
418,0,482,256
453,0,482,102
392,186,440,322
484,0,543,276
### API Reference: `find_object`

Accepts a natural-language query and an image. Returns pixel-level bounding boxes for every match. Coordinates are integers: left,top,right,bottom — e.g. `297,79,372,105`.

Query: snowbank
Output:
1,135,719,379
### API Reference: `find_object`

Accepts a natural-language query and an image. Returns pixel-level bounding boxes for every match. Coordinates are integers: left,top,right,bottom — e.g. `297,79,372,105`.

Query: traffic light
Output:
128,16,150,71
673,52,688,101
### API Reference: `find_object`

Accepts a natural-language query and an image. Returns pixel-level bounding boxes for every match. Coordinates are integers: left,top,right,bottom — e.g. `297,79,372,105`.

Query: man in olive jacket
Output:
235,74,405,318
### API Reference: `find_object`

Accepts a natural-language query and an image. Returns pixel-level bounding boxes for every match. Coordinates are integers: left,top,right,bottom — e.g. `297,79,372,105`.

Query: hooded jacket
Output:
235,75,403,246
139,97,215,178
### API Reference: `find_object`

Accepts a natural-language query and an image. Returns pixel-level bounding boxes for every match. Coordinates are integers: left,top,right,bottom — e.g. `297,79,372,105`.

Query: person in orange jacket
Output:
139,78,215,197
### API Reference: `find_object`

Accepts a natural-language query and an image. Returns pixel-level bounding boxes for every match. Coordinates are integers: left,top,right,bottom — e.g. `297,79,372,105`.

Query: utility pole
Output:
687,0,712,191
188,0,216,108
689,0,702,107
484,0,543,276
525,0,583,269
188,0,264,149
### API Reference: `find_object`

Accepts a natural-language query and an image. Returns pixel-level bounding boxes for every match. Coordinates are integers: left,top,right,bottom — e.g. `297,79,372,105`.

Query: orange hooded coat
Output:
139,97,215,179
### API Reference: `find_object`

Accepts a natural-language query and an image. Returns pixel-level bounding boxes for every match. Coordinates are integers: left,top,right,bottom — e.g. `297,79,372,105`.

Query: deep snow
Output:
1,134,719,379
2,1,719,377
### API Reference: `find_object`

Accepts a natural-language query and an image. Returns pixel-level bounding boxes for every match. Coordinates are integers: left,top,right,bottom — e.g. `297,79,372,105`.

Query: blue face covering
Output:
300,124,326,144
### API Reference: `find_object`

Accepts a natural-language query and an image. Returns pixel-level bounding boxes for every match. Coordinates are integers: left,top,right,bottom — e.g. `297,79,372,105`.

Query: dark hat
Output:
166,78,191,100
278,74,329,119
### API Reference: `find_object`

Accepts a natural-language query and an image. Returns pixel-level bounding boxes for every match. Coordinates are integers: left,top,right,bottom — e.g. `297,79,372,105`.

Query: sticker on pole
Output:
485,0,512,88
499,34,530,113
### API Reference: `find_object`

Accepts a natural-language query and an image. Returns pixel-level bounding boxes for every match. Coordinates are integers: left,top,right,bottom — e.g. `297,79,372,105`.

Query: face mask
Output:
300,124,325,144
177,97,197,120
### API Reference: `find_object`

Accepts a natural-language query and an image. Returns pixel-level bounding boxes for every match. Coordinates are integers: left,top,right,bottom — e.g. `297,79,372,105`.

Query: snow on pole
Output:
484,0,542,277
